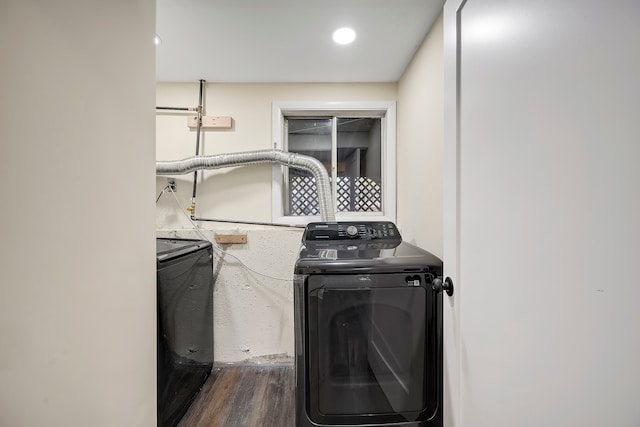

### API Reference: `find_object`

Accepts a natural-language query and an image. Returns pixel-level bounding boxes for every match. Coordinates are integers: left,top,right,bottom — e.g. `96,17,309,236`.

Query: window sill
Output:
274,212,395,226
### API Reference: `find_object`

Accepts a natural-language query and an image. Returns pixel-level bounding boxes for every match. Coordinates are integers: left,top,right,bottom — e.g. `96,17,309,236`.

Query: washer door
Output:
306,273,439,425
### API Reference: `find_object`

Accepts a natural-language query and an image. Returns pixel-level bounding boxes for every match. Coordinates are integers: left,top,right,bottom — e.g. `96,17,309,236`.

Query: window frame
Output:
271,101,396,225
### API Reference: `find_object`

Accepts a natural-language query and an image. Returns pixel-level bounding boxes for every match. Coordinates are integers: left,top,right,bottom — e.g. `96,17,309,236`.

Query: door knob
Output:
431,276,454,296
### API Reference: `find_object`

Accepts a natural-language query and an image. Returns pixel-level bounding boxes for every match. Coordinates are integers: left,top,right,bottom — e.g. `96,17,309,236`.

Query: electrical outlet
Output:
167,178,176,192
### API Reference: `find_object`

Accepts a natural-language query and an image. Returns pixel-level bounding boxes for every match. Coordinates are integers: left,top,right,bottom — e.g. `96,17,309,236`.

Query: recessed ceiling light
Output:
332,27,356,45
154,34,162,46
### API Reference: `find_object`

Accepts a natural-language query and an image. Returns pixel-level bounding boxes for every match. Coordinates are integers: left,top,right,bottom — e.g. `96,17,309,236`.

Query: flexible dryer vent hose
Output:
156,149,335,222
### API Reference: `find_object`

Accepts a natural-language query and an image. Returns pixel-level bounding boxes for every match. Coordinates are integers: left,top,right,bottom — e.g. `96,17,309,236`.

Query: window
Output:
272,101,396,225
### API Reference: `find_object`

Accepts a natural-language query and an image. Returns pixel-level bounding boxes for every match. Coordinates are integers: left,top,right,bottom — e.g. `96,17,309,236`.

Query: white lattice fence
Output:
289,174,381,215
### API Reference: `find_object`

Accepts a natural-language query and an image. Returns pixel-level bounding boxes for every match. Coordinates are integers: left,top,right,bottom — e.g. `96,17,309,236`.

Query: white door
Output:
443,1,640,426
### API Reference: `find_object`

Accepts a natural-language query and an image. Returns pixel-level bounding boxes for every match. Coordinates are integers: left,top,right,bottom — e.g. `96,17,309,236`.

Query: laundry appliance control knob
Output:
346,225,359,237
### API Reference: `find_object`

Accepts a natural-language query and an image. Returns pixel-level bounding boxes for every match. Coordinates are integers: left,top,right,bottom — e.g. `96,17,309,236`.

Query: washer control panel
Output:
303,221,401,242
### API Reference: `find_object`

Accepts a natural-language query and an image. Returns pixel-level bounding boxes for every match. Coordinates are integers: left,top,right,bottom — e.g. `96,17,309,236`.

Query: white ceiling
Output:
155,0,445,83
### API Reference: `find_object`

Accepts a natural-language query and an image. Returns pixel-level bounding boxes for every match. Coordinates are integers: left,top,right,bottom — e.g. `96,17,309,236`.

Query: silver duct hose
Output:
156,149,335,222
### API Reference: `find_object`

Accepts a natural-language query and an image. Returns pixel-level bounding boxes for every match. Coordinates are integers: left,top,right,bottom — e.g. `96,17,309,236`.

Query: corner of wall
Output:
396,12,444,258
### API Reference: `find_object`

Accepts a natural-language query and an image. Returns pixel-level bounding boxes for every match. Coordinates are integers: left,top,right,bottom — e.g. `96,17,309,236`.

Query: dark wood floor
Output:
177,364,295,427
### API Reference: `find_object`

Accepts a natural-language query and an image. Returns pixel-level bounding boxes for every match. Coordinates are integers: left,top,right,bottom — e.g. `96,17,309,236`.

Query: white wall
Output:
0,2,156,426
156,82,398,362
397,14,444,258
156,83,397,224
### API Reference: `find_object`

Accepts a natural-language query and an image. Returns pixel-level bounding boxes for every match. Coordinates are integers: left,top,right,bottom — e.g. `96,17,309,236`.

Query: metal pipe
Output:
193,217,305,228
156,149,336,222
156,106,198,112
190,79,206,217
